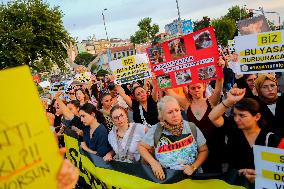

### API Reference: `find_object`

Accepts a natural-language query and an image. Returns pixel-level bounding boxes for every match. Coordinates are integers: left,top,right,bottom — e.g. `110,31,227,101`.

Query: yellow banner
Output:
0,66,62,189
64,134,245,189
261,152,284,164
262,170,284,182
258,31,282,46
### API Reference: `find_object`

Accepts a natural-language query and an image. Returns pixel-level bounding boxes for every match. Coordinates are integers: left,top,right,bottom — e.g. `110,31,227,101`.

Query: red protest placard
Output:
147,27,223,89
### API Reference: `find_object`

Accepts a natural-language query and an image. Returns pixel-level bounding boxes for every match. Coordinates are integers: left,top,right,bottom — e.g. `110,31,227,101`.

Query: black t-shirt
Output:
132,95,159,125
70,116,85,131
223,117,282,170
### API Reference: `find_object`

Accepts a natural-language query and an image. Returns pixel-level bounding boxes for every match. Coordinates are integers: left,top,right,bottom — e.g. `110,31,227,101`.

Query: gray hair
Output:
157,96,180,120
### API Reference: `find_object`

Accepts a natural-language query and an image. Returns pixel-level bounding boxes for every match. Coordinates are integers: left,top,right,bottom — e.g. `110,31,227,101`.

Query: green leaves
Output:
0,0,73,72
130,17,159,44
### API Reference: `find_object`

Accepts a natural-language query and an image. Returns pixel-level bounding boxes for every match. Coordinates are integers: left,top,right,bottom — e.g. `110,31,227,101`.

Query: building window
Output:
122,52,125,57
126,51,129,56
114,53,117,59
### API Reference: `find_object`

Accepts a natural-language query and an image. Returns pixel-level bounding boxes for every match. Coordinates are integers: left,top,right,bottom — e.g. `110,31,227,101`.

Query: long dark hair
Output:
97,93,111,110
80,103,107,126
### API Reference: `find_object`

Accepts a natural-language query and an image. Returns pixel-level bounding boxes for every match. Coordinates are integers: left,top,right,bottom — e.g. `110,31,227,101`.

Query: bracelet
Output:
221,101,230,108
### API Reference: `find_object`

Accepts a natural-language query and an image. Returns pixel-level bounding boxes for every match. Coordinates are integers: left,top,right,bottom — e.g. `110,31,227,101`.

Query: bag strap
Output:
154,123,163,147
188,122,197,142
115,123,137,159
265,132,274,146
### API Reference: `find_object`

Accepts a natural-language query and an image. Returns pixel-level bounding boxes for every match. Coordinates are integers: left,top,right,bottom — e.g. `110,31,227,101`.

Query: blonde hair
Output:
157,96,180,120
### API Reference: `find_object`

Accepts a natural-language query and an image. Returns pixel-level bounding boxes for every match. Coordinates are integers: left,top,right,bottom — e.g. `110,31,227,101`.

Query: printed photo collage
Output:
147,27,221,89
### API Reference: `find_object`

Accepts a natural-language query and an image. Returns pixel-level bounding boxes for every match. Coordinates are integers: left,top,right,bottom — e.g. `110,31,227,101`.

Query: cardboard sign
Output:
235,30,284,74
74,72,92,83
147,27,223,89
254,145,284,189
0,66,62,189
49,80,72,93
238,15,270,36
109,54,152,85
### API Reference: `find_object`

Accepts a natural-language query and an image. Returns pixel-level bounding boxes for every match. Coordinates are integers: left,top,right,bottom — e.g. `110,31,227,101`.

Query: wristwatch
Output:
191,165,197,172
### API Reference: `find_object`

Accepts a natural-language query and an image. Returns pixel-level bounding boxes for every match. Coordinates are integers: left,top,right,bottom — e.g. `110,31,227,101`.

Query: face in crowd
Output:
102,94,113,109
259,79,278,99
245,74,257,90
111,107,128,128
158,96,182,125
76,89,86,102
133,86,147,102
188,83,206,99
233,98,261,130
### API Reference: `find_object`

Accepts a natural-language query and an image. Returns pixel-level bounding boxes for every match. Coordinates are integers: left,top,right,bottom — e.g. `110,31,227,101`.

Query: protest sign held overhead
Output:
237,15,270,36
254,145,284,189
235,30,284,74
0,66,62,189
147,27,223,89
109,53,152,85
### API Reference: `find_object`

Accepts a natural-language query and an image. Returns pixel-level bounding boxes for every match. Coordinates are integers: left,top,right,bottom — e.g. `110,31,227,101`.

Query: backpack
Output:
153,121,197,147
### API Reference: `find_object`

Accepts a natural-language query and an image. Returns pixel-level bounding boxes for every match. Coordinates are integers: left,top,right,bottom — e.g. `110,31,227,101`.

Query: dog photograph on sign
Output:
168,38,186,60
194,30,213,50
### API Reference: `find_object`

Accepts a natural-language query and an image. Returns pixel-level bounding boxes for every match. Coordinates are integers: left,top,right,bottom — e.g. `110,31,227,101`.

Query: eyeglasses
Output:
69,93,75,95
261,84,277,91
112,113,125,121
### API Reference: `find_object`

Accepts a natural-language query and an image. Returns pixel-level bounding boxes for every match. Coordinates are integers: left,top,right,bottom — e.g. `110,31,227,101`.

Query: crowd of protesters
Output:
40,51,284,189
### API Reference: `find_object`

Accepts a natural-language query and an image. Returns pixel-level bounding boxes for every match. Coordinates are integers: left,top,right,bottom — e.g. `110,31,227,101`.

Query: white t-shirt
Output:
108,123,146,161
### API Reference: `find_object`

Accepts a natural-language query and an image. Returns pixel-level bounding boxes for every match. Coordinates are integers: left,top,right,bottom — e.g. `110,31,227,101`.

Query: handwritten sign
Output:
147,27,223,89
254,145,284,189
0,66,62,189
235,30,284,74
109,54,152,85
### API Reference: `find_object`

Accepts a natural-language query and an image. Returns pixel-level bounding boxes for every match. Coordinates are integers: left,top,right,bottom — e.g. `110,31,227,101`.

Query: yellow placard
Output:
122,56,135,66
0,66,62,189
258,31,282,46
262,170,284,182
261,152,284,164
64,134,245,189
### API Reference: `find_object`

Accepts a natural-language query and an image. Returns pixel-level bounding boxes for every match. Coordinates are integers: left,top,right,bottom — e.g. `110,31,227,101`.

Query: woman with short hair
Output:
138,96,208,180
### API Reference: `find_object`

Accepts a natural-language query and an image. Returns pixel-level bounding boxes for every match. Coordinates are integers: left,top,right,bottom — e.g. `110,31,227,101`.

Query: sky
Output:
4,0,284,41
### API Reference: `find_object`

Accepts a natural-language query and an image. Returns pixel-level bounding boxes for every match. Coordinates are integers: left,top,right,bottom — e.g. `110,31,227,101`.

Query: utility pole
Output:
176,0,181,21
102,8,109,41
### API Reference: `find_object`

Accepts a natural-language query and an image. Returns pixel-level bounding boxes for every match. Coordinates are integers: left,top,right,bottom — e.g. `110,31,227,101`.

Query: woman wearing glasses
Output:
103,105,147,163
254,74,284,137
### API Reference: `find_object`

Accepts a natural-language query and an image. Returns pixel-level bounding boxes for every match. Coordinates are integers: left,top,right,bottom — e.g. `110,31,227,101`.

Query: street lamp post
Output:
175,0,181,21
102,8,109,41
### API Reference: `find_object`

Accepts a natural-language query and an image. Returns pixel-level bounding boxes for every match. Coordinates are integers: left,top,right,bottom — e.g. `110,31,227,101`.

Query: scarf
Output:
160,120,184,136
255,74,278,105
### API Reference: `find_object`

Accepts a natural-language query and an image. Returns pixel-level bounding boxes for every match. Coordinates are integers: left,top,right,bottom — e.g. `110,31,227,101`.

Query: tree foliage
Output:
0,0,73,71
96,69,109,77
224,5,249,22
193,16,211,32
130,17,159,44
74,52,96,67
211,17,237,46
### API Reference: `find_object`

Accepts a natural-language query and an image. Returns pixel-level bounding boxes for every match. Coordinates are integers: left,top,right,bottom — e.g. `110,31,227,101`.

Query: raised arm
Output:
208,56,225,106
116,85,133,108
166,89,190,110
151,79,159,102
208,88,246,127
55,92,74,120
